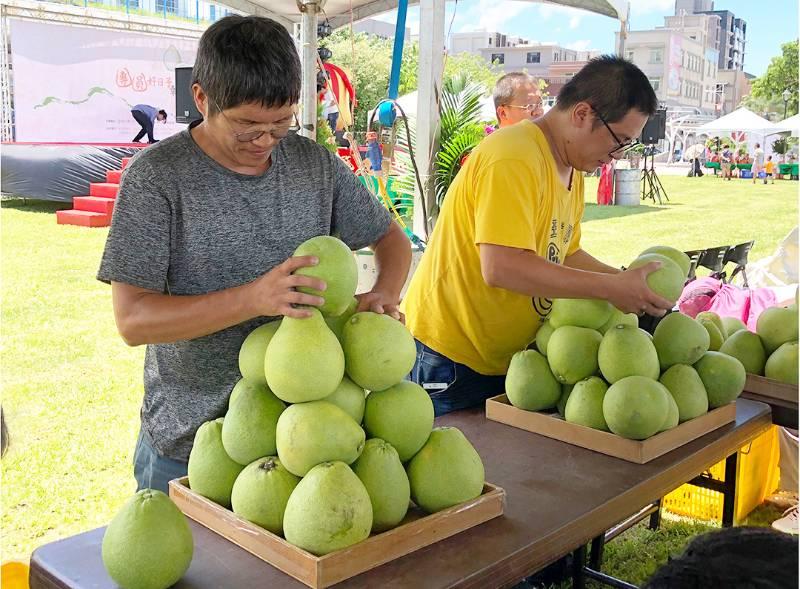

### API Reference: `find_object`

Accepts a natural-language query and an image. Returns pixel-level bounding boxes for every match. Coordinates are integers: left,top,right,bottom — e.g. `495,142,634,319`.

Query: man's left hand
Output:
356,291,404,323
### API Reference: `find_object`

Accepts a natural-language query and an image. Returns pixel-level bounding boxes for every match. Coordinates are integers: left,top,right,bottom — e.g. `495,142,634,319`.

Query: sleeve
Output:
567,173,585,256
96,159,172,291
474,159,541,252
330,155,392,250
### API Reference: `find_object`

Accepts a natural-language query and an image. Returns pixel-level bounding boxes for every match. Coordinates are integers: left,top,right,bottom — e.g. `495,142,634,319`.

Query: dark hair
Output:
556,55,658,124
192,15,301,112
157,109,167,121
643,527,798,589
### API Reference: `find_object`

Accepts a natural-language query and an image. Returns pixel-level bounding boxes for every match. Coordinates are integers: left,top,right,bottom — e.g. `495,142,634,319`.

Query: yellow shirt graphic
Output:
403,121,585,375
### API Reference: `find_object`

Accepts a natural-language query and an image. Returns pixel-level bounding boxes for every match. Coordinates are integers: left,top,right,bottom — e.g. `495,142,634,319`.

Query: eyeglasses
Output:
210,97,297,143
504,103,543,116
592,108,640,157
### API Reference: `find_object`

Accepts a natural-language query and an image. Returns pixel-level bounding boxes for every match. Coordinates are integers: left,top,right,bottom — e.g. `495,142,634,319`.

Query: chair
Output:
697,246,732,278
683,249,704,282
723,240,754,287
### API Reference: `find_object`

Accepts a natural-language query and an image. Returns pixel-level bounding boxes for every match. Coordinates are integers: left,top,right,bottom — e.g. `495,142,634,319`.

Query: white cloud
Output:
565,39,592,51
630,0,674,16
475,0,530,32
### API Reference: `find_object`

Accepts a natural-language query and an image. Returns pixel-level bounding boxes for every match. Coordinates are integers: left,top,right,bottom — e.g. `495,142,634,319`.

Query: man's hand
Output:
247,256,327,319
356,290,404,322
605,262,676,316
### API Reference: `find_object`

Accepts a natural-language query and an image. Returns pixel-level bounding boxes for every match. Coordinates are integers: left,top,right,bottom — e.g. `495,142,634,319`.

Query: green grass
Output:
1,174,797,572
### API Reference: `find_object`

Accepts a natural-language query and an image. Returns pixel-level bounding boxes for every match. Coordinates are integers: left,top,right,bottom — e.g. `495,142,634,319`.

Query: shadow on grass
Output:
1,198,70,215
583,202,666,223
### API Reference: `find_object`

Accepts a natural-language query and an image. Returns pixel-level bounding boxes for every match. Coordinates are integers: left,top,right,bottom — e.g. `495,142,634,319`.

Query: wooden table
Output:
30,400,771,589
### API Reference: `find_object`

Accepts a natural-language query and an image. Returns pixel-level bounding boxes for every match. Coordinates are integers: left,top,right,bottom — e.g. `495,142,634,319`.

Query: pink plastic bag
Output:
678,277,779,331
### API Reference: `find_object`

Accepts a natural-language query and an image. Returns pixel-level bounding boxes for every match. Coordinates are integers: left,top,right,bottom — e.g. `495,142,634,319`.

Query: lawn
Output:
1,174,797,580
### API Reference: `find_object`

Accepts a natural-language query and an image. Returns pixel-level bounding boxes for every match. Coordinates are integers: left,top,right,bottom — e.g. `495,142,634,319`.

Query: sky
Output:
372,0,798,77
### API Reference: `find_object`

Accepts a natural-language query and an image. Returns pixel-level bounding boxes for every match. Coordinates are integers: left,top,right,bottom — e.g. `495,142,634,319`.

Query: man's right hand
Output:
248,256,326,318
605,262,676,317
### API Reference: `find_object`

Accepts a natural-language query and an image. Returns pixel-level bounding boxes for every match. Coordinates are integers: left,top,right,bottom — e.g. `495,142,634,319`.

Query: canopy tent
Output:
695,107,778,137
773,114,800,138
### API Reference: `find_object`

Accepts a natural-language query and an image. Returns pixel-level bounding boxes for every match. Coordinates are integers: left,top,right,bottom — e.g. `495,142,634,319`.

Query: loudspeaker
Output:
640,108,666,145
175,67,201,124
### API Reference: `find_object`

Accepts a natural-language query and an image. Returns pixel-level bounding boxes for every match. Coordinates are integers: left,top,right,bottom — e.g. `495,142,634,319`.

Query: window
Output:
650,48,663,64
649,78,661,92
491,53,505,65
156,0,176,13
553,52,561,62
526,51,541,64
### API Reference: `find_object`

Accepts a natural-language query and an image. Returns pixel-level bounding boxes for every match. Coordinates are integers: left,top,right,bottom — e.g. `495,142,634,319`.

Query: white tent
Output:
773,114,800,138
696,107,778,137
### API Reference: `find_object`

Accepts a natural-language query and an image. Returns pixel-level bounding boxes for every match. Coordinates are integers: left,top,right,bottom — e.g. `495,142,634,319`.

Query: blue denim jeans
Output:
133,429,188,493
410,341,506,417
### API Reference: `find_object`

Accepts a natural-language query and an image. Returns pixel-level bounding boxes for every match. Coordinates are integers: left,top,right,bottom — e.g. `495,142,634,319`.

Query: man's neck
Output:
190,122,270,176
535,112,574,187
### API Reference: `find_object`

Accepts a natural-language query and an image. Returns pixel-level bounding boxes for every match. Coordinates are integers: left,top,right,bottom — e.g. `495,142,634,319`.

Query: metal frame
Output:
0,10,12,142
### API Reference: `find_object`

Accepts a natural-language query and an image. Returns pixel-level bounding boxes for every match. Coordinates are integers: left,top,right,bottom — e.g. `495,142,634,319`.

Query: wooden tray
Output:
743,374,798,405
169,477,505,589
485,394,736,464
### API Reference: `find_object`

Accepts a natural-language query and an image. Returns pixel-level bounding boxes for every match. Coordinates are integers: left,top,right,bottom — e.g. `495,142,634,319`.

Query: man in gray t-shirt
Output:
97,15,411,492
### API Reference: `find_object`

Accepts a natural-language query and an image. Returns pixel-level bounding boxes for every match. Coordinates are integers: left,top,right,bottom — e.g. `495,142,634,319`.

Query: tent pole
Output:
299,1,319,140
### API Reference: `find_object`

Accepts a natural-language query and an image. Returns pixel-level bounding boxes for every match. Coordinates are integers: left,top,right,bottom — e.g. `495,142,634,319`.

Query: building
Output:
674,0,713,14
696,10,746,70
448,31,599,97
351,18,410,42
716,69,752,115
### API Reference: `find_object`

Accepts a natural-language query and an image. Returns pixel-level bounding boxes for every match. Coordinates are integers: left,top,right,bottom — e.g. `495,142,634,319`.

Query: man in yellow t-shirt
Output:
403,56,674,416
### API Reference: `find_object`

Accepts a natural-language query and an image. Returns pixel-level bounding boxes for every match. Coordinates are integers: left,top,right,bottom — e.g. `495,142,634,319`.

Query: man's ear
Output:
571,101,593,129
192,83,208,118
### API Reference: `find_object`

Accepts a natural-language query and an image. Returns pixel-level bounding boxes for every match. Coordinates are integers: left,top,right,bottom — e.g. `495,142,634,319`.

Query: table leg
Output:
722,452,738,527
572,544,587,589
589,535,605,570
648,498,662,530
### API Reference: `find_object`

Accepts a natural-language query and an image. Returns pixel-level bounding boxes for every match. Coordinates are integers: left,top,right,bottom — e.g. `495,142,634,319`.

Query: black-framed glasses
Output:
210,97,298,143
592,108,640,157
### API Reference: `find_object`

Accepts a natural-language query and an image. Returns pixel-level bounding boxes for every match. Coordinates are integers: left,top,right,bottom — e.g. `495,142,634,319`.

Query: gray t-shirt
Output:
97,126,391,461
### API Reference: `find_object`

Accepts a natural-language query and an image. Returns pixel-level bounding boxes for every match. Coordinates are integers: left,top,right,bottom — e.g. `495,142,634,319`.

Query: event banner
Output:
10,18,198,142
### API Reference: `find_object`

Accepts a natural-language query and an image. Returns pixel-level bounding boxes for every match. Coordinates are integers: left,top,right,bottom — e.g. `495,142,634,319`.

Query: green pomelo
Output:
505,350,561,411
265,308,344,403
324,376,367,423
557,384,574,417
658,364,708,422
640,328,654,340
599,308,639,334
238,320,281,385
407,427,485,513
602,376,669,440
657,382,680,432
694,352,746,408
547,326,603,384
535,321,554,356
352,438,411,532
363,381,434,462
653,312,710,369
293,235,358,317
187,418,244,508
639,245,691,278
765,341,799,385
102,489,193,589
628,253,685,303
283,461,372,555
721,316,747,338
696,311,728,341
698,318,725,351
222,380,286,466
342,312,416,391
564,377,609,431
598,324,660,383
757,306,799,355
719,330,767,375
548,298,613,330
230,457,300,535
276,401,365,476
325,297,359,342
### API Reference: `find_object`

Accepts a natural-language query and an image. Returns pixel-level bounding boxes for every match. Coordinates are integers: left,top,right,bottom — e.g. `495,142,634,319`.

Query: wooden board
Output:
485,395,736,464
169,477,505,589
743,374,798,404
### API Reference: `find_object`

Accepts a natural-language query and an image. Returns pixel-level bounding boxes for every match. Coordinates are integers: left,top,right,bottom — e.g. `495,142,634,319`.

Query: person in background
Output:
493,73,544,129
720,146,733,181
364,131,382,175
131,104,167,144
765,155,777,184
751,143,765,184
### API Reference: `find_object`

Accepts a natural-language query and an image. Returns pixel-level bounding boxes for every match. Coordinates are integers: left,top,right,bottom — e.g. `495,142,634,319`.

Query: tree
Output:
443,52,502,94
748,40,798,117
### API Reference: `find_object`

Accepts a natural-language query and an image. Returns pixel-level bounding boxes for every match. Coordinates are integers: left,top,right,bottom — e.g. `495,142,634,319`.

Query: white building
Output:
352,18,410,41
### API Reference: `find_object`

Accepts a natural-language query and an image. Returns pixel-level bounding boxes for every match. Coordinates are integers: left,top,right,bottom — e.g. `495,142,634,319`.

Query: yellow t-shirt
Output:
765,161,775,174
403,121,585,375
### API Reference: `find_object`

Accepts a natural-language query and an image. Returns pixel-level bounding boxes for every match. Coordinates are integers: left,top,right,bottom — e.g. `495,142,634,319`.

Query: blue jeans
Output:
133,429,188,493
410,341,506,416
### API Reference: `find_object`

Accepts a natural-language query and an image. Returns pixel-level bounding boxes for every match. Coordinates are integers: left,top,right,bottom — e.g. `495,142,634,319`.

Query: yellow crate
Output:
662,425,781,523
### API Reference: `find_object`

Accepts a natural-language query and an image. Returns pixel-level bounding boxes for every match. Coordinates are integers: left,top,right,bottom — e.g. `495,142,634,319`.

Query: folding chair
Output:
697,246,731,280
723,240,754,287
683,249,704,282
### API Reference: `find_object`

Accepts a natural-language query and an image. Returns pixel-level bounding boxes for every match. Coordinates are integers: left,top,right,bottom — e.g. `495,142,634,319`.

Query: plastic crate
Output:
662,425,780,523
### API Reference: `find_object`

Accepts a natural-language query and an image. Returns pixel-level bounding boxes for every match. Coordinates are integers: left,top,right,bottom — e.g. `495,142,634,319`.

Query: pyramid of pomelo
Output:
694,351,746,408
639,245,691,278
658,364,708,422
506,350,561,411
547,326,602,384
598,324,659,383
293,235,358,317
602,376,669,440
548,298,612,331
653,312,710,369
765,341,798,385
628,253,685,303
757,306,799,355
719,329,767,375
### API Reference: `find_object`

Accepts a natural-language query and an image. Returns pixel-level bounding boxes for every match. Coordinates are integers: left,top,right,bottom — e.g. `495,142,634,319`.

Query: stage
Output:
1,142,147,202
